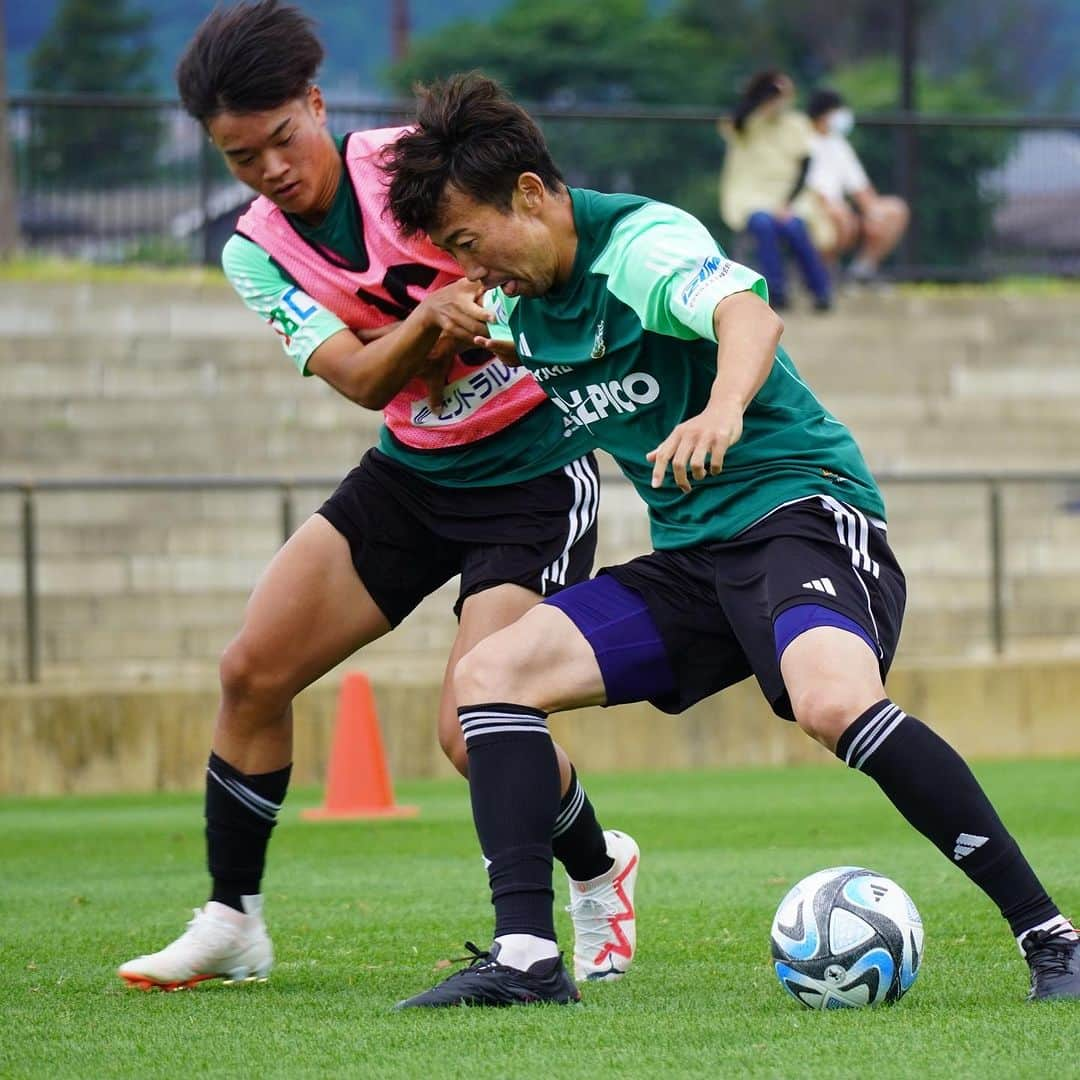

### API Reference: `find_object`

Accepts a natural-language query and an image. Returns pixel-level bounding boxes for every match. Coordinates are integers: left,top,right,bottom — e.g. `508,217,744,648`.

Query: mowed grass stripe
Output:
1,759,1078,1079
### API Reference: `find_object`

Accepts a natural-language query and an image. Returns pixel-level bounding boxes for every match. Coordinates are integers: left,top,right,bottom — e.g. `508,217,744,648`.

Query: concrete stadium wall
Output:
2,655,1079,796
4,279,1080,682
3,278,1080,794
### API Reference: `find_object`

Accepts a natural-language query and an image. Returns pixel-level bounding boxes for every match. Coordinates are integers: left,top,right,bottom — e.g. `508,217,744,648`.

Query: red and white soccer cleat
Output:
117,895,273,992
566,829,639,982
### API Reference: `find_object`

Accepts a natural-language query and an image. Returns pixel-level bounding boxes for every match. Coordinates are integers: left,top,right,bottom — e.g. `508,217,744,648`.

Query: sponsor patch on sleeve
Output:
678,255,733,311
266,285,319,345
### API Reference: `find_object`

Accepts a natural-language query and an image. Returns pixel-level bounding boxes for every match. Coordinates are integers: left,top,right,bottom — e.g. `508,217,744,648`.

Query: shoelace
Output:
443,941,501,980
173,907,244,947
1025,929,1078,979
179,907,215,941
566,892,623,954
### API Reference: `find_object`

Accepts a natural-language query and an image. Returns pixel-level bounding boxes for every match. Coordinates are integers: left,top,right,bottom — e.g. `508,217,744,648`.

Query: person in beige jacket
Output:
719,70,833,310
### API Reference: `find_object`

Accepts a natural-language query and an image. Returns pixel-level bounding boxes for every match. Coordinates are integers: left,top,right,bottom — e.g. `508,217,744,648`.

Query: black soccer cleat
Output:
1022,928,1080,1001
395,941,581,1009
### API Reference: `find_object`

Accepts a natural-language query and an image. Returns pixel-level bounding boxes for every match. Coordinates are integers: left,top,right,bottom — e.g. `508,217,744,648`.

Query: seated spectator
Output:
718,70,833,311
806,88,910,282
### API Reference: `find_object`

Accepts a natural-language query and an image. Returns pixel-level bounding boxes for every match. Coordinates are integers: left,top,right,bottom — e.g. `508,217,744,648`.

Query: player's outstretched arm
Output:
307,278,493,409
648,291,782,492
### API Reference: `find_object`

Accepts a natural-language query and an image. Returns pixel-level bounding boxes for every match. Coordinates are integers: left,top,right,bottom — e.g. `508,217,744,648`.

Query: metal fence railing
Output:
4,470,1080,684
9,94,1080,278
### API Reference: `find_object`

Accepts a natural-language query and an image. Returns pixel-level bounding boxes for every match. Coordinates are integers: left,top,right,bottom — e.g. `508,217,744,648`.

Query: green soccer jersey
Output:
488,189,885,548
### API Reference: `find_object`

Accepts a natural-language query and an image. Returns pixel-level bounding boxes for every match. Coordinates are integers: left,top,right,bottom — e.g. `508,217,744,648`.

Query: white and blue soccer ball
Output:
770,866,924,1009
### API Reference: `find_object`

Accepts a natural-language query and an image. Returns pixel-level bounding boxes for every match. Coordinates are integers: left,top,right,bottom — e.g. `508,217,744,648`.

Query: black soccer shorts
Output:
318,448,599,625
581,495,906,719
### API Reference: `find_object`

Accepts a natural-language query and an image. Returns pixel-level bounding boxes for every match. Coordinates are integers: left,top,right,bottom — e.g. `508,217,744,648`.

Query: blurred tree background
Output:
11,0,1076,266
27,0,161,187
389,0,1027,265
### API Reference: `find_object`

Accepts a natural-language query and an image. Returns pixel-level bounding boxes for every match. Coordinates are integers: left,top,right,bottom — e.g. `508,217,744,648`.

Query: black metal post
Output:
21,486,39,683
198,134,213,266
896,0,919,274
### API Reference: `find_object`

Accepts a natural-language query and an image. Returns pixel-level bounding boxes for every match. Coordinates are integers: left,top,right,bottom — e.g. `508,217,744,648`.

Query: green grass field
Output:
2,760,1079,1079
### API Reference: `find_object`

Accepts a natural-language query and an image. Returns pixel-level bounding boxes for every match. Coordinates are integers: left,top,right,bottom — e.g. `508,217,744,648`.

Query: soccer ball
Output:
769,866,924,1009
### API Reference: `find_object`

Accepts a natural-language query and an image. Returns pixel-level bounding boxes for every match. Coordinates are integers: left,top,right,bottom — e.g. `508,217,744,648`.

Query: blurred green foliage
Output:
28,0,162,187
835,60,1015,268
389,0,1019,271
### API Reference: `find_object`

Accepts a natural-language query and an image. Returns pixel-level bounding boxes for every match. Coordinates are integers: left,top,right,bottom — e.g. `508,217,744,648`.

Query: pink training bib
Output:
236,126,544,449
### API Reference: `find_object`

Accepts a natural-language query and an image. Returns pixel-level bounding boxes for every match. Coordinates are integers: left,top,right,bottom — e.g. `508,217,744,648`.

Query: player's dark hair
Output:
383,72,565,236
176,0,324,124
732,69,788,133
807,88,846,121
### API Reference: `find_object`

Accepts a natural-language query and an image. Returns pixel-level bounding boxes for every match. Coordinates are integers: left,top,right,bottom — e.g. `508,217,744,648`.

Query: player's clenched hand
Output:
419,336,457,413
472,334,522,368
420,279,492,341
646,402,744,493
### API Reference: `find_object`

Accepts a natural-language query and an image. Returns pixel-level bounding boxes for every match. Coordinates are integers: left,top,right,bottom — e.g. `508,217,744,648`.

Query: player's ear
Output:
307,84,326,122
516,172,545,212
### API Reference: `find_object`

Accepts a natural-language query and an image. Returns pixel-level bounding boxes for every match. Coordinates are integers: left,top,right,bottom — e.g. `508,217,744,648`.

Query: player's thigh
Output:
717,497,905,723
227,512,392,698
780,625,886,741
544,555,744,716
455,601,606,712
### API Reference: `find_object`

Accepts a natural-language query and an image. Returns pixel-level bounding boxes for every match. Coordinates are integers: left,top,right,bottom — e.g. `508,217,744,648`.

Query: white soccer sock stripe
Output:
843,702,899,767
852,709,906,771
459,707,551,745
207,768,280,822
552,779,585,838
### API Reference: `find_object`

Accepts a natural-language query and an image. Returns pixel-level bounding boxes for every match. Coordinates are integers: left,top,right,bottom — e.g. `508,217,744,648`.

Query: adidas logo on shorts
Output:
802,577,836,596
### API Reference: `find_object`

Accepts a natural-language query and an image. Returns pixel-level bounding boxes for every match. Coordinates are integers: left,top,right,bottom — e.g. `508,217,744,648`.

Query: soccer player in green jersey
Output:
383,73,1080,1008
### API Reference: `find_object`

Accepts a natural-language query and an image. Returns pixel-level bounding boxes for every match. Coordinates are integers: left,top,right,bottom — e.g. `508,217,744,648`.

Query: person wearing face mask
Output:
806,89,910,283
718,70,833,312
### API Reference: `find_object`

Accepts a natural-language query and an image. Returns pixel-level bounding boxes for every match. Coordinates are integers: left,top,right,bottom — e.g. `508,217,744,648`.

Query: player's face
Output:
429,179,562,298
207,86,339,220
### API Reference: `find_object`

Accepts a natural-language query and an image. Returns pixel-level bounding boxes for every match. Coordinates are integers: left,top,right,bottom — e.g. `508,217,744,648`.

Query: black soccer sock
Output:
836,700,1060,936
459,703,561,942
205,751,291,912
552,765,614,882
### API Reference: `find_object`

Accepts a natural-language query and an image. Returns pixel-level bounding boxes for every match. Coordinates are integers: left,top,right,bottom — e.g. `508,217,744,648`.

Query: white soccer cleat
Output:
117,895,273,991
566,829,639,982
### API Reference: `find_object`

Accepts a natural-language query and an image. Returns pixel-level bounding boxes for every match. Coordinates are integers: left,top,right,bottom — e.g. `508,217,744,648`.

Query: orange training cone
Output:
302,672,419,821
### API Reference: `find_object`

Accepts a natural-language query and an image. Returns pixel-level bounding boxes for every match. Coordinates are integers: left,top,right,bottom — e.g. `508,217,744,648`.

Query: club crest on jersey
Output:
591,320,606,359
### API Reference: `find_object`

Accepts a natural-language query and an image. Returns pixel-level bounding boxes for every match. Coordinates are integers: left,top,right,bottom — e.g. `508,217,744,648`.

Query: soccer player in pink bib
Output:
117,0,637,995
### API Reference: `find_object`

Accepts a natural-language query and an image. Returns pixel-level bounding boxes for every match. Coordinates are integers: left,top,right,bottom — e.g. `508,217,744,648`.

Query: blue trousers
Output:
745,211,832,305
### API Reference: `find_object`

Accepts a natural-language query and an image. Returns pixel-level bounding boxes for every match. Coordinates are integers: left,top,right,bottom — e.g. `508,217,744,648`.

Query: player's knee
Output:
453,642,517,706
219,634,290,709
790,683,862,749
